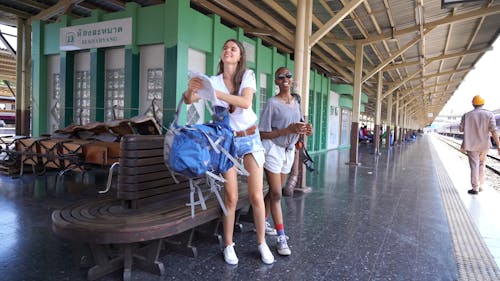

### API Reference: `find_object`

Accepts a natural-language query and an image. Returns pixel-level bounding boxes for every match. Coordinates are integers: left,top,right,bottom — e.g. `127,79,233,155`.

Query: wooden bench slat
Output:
118,172,180,185
119,156,164,167
120,135,164,150
53,197,220,244
118,183,191,200
118,163,169,176
119,148,164,159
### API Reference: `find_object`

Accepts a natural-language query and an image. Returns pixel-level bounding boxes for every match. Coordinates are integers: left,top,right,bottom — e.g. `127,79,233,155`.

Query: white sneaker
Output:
265,221,277,236
258,243,275,264
277,235,291,256
223,243,238,265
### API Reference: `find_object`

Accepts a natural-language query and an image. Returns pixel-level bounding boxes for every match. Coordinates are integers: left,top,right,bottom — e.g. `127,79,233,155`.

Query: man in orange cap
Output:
459,95,500,194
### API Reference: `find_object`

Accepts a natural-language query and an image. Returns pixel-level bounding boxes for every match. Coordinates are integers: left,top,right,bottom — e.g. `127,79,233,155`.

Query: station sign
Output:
60,18,132,51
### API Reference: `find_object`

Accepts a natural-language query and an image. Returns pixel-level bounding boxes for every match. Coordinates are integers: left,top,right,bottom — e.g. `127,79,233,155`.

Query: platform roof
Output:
0,0,499,125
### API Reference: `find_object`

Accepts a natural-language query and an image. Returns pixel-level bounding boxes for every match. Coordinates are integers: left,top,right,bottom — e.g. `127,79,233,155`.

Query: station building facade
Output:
30,1,367,153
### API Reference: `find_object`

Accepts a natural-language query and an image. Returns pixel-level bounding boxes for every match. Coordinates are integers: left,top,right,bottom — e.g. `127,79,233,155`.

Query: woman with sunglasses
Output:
184,39,274,265
258,67,313,256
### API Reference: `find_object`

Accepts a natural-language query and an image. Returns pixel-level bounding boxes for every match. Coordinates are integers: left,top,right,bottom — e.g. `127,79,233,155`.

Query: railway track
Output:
436,134,500,176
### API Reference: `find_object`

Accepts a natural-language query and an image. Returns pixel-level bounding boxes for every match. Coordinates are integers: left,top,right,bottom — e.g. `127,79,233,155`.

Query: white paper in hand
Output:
188,71,216,102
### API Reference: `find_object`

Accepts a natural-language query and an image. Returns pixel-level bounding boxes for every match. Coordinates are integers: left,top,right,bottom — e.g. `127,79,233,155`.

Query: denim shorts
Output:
234,128,265,167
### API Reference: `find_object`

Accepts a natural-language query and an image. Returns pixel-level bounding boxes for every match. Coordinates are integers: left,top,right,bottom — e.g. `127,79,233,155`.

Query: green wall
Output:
31,1,335,152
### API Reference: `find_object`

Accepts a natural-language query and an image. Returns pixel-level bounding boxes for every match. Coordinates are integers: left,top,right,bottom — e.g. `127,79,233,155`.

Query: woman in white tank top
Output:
184,39,274,265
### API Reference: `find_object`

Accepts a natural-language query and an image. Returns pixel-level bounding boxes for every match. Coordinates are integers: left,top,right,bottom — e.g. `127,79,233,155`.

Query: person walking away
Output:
184,39,274,265
459,95,500,195
259,67,313,256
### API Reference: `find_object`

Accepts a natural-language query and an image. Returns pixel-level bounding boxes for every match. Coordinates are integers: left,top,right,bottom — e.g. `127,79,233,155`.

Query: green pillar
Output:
124,47,139,118
31,20,48,136
60,51,74,127
90,48,105,121
122,2,140,119
163,0,191,127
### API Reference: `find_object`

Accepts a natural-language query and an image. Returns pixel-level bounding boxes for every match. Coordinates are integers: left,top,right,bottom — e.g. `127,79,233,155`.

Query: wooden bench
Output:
15,137,121,175
51,135,254,281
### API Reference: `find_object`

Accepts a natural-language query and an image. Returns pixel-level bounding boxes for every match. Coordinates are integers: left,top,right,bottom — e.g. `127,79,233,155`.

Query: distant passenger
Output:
459,95,500,195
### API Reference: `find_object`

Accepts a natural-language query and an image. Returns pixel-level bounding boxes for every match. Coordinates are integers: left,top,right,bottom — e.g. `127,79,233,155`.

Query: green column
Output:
162,0,191,126
31,20,48,136
60,51,74,127
123,2,140,119
90,48,105,121
124,47,139,118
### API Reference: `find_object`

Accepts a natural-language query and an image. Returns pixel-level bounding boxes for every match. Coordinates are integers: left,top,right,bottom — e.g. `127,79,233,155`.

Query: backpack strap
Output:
291,93,305,122
197,129,249,176
186,178,207,218
205,172,228,216
170,95,186,128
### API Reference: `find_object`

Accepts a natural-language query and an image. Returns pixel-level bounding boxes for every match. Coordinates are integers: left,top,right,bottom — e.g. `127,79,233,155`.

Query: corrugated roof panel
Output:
0,0,497,122
474,16,500,45
423,0,451,23
460,52,483,67
448,21,482,50
389,0,416,30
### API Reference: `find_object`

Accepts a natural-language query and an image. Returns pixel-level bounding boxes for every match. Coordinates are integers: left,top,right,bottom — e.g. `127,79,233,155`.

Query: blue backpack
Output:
164,97,248,217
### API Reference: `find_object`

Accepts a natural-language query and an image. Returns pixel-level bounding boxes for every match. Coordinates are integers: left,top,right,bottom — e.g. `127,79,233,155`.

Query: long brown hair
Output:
217,39,247,97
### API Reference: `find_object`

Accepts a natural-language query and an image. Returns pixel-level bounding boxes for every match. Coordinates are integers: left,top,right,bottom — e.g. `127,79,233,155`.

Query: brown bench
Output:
51,135,255,281
15,137,121,175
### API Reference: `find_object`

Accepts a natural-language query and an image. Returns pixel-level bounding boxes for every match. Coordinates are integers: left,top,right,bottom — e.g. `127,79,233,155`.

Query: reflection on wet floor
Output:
0,135,497,280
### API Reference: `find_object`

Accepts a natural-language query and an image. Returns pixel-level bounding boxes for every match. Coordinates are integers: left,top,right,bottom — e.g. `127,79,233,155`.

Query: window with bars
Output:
259,73,268,114
145,68,163,121
74,71,90,125
105,68,125,121
340,108,352,146
259,87,267,113
50,73,60,132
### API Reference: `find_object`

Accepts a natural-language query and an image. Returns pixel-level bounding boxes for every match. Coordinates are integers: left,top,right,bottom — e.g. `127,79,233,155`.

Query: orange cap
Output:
472,95,484,106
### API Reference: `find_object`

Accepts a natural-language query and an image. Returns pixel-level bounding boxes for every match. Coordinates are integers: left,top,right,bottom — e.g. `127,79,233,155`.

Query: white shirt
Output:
459,107,496,151
209,69,257,131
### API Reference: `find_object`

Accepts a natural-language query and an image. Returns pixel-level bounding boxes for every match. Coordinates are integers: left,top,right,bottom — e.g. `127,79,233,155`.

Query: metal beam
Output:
20,0,49,10
242,1,294,42
343,5,500,45
362,27,435,84
309,0,365,47
191,0,249,29
406,67,472,82
382,46,490,71
2,80,15,97
0,4,32,18
30,0,85,21
106,0,126,10
384,69,421,99
0,31,15,56
397,80,462,98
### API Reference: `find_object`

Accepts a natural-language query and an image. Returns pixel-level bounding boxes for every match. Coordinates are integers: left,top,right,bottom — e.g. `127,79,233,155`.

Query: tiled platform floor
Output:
0,134,498,281
431,135,500,268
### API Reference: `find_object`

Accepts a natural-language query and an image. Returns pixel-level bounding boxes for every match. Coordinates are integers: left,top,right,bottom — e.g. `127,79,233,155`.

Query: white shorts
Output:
262,139,295,174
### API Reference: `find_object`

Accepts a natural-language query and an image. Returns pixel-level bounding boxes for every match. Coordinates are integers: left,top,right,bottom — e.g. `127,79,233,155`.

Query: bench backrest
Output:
118,135,191,208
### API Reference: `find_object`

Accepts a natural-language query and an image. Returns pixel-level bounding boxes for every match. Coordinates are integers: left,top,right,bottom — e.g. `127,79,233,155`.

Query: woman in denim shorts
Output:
184,39,274,265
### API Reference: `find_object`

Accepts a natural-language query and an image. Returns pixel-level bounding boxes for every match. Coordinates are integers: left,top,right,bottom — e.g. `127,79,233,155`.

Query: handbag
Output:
290,93,316,173
295,137,316,173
